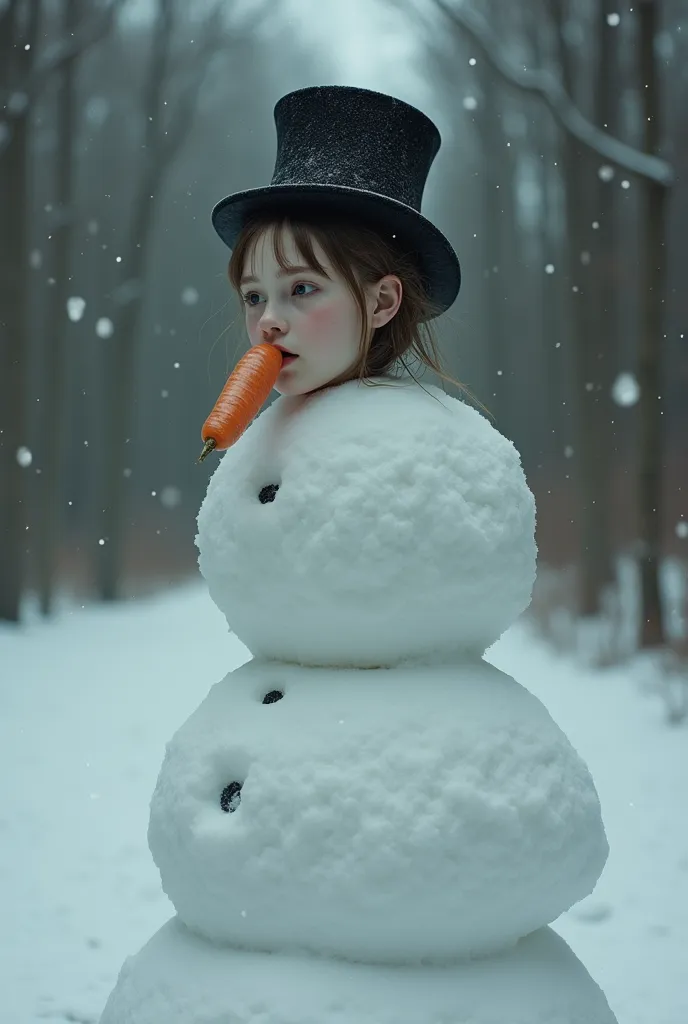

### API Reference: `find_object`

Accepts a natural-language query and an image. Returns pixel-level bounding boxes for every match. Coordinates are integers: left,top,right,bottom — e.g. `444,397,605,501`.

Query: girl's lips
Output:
280,354,298,366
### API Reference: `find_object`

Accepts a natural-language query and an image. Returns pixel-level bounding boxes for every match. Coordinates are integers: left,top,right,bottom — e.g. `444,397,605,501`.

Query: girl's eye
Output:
292,282,317,297
241,282,318,306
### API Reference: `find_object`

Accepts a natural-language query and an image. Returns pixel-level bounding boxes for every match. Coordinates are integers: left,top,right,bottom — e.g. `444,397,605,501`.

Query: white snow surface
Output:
99,916,616,1024
148,657,608,963
2,586,688,1023
196,377,537,666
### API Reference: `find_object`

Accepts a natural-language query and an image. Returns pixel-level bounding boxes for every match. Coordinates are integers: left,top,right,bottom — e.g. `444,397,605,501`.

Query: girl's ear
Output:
371,275,403,328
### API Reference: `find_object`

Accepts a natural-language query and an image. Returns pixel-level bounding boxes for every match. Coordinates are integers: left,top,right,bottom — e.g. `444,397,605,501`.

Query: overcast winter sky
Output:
277,0,433,99
124,0,441,121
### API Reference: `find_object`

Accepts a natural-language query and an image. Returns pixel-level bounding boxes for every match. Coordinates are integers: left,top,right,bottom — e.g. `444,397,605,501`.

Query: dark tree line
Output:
2,0,686,679
1,0,124,622
394,0,684,661
0,0,314,619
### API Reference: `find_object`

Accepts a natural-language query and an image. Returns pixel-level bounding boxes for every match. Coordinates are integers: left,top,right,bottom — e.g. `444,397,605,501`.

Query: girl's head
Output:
227,210,451,396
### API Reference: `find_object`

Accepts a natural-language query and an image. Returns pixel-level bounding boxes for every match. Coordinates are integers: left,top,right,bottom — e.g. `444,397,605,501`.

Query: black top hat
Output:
211,85,461,317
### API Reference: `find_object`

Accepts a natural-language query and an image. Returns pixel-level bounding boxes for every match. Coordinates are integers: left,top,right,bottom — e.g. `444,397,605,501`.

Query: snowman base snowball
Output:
100,915,617,1024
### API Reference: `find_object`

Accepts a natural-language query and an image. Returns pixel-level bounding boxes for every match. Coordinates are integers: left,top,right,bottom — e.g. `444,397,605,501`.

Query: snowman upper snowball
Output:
196,377,537,666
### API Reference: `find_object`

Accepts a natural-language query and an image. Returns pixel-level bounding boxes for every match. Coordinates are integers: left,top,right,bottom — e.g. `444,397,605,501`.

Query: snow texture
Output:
99,916,617,1024
96,376,607,1021
196,377,537,667
147,658,609,963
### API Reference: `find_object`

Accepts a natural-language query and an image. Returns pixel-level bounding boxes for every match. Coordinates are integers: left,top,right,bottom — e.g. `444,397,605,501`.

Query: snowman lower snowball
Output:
100,379,615,1024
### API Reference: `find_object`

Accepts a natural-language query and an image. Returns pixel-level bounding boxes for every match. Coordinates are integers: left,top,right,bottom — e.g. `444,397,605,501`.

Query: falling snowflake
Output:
160,486,182,509
545,263,555,274
181,287,199,305
96,317,114,338
598,165,615,182
606,13,620,26
29,250,42,269
655,31,674,60
85,96,110,127
612,372,640,407
7,91,28,115
16,447,33,468
564,446,574,458
676,521,688,539
67,296,86,322
462,96,478,111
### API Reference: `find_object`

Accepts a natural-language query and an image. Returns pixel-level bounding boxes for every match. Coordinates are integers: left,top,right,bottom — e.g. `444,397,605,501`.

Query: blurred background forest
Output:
1,0,686,685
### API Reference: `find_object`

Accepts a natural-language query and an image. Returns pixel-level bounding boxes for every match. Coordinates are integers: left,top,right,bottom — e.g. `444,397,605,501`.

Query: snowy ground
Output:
1,582,686,1024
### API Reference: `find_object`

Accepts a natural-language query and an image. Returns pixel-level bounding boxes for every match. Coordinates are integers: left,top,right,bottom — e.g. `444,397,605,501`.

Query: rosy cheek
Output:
302,302,345,334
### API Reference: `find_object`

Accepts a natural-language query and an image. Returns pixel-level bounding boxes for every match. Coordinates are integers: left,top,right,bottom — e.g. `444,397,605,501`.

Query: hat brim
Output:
211,184,461,316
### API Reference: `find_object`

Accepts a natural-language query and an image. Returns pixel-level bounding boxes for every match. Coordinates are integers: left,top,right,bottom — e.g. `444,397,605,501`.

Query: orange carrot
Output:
198,343,283,462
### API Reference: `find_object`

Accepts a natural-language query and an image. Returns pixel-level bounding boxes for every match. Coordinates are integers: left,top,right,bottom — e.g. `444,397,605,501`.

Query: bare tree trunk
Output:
477,58,508,422
576,0,619,614
547,0,609,617
35,0,80,615
0,0,125,620
637,0,668,647
540,140,567,461
96,0,223,599
532,12,565,463
542,0,622,621
96,0,175,601
0,0,41,623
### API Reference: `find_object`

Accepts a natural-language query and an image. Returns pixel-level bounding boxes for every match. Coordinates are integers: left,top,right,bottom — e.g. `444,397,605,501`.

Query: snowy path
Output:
0,584,686,1024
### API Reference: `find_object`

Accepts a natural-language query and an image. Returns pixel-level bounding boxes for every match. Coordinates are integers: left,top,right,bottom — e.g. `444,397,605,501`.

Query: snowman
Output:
99,87,615,1024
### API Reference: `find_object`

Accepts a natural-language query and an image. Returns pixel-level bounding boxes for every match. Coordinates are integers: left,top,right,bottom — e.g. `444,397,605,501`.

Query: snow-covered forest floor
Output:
1,583,686,1024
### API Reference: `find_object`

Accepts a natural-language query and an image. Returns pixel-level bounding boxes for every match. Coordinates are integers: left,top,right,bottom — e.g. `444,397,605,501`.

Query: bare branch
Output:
429,0,673,187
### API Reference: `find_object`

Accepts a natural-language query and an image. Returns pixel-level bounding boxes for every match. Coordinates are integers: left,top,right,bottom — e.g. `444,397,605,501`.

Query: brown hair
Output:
226,210,469,397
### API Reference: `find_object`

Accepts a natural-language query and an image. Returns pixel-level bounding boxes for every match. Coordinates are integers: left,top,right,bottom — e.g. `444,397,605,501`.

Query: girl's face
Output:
239,226,401,396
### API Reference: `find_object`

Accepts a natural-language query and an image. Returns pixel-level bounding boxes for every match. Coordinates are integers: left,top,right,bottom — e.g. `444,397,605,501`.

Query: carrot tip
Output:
198,437,217,464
